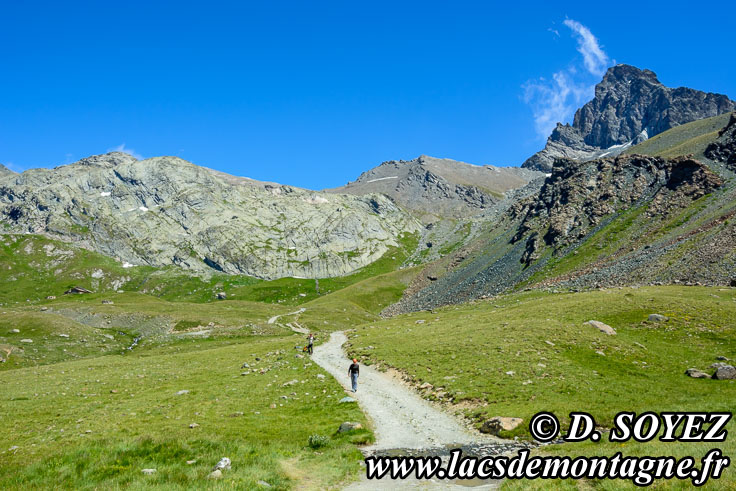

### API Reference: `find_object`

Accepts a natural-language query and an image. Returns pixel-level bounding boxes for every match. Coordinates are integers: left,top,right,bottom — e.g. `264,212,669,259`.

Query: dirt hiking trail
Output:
312,331,504,489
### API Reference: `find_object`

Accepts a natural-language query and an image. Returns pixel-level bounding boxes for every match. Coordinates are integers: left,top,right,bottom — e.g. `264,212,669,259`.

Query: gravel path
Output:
312,331,504,489
267,308,306,325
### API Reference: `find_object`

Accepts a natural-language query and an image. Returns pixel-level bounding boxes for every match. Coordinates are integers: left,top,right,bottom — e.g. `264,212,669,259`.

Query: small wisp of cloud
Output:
523,19,612,141
562,19,609,77
108,143,143,160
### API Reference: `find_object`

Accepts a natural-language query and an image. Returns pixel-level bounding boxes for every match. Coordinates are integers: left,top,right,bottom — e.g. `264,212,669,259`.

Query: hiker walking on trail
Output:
306,333,314,355
348,358,359,392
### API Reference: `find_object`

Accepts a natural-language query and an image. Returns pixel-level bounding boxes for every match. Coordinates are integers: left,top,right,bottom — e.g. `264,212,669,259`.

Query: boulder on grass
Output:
713,366,736,380
585,320,616,335
685,368,710,379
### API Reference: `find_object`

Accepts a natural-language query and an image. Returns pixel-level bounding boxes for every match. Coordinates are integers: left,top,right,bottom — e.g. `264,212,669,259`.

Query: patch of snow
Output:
122,262,135,268
606,140,633,151
598,152,611,158
545,173,552,178
139,206,149,212
100,192,111,197
365,176,399,183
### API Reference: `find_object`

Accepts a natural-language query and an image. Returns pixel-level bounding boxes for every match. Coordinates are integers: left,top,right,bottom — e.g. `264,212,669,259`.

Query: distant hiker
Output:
306,333,314,355
348,358,360,392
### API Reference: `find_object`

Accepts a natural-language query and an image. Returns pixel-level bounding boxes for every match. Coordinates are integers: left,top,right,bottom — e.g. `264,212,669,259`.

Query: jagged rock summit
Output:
523,64,736,172
327,155,542,220
0,152,420,279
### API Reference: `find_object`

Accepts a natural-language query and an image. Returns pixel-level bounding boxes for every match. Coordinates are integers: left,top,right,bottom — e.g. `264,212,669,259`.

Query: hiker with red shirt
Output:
348,358,360,392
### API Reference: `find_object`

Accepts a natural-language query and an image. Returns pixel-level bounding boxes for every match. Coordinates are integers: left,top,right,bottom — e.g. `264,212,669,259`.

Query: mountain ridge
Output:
327,154,542,220
0,152,420,279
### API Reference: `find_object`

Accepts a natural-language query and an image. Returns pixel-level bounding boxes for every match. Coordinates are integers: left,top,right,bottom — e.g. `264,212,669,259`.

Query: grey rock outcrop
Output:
328,155,542,220
0,152,420,279
523,65,736,172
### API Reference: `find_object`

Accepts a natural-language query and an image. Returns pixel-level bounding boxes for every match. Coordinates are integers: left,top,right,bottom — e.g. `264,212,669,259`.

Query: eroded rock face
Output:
512,154,723,265
523,65,736,172
0,152,420,279
705,112,736,168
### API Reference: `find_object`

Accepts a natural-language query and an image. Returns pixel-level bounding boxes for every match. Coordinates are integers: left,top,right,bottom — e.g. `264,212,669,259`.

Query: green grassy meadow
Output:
1,328,374,489
347,286,736,488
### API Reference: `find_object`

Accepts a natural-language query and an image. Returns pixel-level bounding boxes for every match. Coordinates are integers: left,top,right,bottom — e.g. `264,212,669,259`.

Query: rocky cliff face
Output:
523,65,736,171
511,154,723,265
0,152,420,279
327,155,542,220
705,112,736,168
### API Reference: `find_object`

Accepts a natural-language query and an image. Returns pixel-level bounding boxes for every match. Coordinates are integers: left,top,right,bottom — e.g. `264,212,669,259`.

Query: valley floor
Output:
2,280,735,489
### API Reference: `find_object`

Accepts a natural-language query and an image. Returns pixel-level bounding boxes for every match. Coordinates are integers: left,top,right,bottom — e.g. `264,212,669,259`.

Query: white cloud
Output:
563,19,609,77
523,71,591,139
522,19,612,140
108,143,143,160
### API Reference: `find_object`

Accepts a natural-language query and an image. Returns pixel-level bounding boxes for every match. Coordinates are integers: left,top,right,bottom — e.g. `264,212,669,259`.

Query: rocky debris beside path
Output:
480,417,524,436
339,422,363,432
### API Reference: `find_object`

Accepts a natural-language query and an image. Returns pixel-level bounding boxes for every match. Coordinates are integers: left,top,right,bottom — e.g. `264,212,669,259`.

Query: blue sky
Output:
1,1,734,189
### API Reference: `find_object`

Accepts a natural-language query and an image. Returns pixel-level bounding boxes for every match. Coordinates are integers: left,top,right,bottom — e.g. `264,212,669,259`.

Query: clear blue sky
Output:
1,1,734,189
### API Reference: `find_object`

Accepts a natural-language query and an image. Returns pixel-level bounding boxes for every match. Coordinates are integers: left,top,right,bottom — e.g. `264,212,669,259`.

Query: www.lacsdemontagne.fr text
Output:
365,448,729,486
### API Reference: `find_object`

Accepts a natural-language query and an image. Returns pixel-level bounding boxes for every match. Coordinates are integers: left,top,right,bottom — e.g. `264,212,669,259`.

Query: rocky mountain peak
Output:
598,64,660,88
523,64,736,172
72,151,139,168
